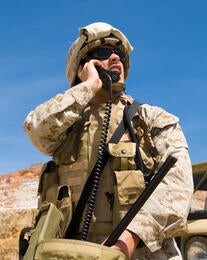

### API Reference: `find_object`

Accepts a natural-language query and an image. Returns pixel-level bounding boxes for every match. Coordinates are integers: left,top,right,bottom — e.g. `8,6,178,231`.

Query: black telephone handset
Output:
95,66,120,88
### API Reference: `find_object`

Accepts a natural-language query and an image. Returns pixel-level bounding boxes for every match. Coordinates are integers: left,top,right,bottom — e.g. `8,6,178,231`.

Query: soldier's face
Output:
81,46,125,83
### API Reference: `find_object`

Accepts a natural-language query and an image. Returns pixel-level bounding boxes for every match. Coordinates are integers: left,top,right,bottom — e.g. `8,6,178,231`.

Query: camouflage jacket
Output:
24,83,194,259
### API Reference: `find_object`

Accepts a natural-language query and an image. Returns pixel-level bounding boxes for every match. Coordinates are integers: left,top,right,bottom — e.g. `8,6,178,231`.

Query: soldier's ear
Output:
77,64,83,74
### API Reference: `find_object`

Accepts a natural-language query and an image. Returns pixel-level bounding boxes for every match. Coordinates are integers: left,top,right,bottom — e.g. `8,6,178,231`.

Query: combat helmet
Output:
66,22,133,86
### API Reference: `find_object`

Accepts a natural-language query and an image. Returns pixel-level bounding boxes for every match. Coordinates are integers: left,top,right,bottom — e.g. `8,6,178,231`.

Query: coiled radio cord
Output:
81,70,114,241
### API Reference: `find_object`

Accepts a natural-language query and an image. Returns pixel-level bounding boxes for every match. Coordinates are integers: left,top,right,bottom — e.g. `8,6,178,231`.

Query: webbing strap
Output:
124,105,145,173
65,100,140,239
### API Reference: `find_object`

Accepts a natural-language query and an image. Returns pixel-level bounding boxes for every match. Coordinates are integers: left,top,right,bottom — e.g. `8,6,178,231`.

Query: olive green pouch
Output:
108,142,137,171
37,161,73,237
23,202,63,260
113,170,145,227
56,185,73,237
35,239,126,260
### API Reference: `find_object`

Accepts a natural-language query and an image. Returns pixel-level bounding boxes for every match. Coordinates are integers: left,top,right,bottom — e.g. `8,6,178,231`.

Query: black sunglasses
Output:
82,47,125,64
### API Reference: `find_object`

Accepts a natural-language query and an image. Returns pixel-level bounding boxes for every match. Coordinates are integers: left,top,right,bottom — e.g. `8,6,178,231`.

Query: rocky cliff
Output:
0,163,43,259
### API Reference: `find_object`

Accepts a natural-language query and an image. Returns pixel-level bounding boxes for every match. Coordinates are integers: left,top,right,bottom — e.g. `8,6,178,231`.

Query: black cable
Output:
81,72,113,241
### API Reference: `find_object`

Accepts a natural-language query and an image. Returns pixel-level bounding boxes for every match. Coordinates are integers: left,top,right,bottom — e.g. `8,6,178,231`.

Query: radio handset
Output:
95,66,120,89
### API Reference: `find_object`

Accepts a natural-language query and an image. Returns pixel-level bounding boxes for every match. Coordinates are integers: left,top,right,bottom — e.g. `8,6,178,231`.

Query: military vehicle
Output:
178,161,207,259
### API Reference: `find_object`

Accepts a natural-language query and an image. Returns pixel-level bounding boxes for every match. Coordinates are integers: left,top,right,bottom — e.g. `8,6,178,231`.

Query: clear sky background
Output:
0,1,207,175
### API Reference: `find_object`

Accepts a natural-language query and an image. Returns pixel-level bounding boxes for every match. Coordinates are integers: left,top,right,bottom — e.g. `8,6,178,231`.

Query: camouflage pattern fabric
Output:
23,83,194,259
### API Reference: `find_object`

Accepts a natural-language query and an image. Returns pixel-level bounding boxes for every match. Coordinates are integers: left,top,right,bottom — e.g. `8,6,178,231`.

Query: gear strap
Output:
65,100,140,239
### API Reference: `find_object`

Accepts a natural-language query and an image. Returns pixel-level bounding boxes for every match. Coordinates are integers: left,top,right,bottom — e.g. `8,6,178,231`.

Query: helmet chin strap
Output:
102,82,126,94
112,82,126,91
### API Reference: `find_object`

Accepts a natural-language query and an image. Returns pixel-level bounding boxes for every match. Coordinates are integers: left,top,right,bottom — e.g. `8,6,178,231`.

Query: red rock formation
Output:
0,164,43,259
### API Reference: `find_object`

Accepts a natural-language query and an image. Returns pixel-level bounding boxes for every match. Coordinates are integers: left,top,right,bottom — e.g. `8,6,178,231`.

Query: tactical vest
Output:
37,97,160,241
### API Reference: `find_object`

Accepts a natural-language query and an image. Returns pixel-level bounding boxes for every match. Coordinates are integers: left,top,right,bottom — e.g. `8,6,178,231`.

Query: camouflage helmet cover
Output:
66,22,133,86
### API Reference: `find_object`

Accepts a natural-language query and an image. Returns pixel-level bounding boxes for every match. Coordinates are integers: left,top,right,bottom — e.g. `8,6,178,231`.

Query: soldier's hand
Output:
77,60,103,94
103,230,140,260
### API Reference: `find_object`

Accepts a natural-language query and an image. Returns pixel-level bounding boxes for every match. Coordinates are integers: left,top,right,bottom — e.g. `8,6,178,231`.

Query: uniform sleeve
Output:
127,104,194,252
23,83,94,155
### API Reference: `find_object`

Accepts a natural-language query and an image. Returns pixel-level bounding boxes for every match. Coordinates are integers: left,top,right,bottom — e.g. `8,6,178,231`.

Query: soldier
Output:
23,22,194,259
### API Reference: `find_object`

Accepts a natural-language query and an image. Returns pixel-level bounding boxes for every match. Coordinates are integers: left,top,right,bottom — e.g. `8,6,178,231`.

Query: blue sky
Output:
0,1,207,175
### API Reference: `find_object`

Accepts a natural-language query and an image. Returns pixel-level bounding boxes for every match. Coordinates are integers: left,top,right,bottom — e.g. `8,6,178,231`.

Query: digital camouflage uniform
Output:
24,83,194,259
